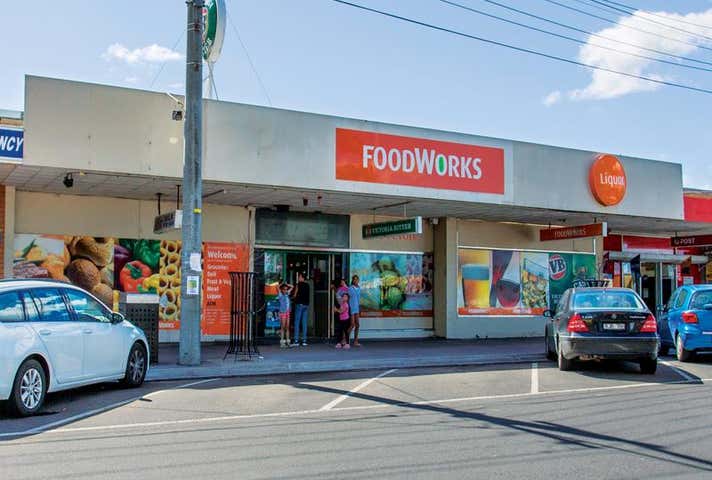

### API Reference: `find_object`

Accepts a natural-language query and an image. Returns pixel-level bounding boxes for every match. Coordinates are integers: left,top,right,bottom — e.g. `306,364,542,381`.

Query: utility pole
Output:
179,0,204,366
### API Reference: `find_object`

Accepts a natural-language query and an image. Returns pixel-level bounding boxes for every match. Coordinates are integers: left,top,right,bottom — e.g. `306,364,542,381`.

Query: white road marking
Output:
0,378,219,439
530,362,539,394
660,361,696,382
319,368,397,411
22,376,708,437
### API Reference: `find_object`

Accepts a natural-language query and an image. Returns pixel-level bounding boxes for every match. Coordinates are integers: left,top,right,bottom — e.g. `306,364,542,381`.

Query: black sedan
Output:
544,287,660,374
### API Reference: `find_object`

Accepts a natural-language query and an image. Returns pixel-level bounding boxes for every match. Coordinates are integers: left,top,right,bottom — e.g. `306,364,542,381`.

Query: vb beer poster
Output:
457,248,596,315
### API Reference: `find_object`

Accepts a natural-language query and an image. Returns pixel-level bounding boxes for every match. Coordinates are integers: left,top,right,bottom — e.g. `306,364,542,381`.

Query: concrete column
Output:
433,217,457,338
3,186,15,278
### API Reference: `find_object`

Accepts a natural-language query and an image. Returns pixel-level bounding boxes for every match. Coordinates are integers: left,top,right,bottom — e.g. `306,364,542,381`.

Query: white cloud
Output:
167,82,184,90
102,43,182,64
542,90,562,106
124,76,139,84
560,7,712,101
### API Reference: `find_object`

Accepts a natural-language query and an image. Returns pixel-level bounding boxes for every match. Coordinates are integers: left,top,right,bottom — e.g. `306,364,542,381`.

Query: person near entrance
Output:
349,275,362,347
292,272,310,347
335,292,351,349
278,283,294,348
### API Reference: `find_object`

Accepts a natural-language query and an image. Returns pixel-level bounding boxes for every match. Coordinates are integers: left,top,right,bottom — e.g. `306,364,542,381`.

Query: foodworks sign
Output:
0,127,23,162
335,128,505,194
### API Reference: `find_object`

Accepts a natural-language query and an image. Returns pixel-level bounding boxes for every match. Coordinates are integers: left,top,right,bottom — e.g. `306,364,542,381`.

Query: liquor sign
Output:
336,128,505,194
363,217,423,239
540,222,607,242
153,210,183,234
671,234,712,248
0,127,23,162
202,0,226,63
589,154,626,206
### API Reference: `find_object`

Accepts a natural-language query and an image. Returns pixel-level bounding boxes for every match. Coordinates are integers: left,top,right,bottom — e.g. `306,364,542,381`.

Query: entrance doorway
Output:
260,249,347,340
640,263,677,318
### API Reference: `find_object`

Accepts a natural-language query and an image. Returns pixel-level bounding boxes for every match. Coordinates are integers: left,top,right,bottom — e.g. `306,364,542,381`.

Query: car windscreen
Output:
572,291,644,310
690,290,712,309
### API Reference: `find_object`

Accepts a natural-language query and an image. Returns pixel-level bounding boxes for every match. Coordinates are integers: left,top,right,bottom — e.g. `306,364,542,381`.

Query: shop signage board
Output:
540,222,607,242
201,242,250,335
202,0,226,63
153,210,183,234
0,127,23,162
671,234,712,247
589,154,627,206
336,128,505,194
363,217,423,239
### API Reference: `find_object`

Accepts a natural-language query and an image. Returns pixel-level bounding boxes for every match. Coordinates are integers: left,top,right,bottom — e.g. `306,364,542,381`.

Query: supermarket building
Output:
1,76,711,342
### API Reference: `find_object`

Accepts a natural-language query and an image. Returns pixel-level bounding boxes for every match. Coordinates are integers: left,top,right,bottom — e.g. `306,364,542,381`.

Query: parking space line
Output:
0,378,219,439
319,369,398,411
530,362,539,394
660,361,696,382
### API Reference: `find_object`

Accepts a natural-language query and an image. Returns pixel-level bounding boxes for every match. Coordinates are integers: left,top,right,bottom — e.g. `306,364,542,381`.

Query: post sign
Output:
671,234,712,248
202,0,226,63
0,127,23,162
540,222,607,242
589,154,626,206
153,210,183,234
336,128,505,194
363,217,423,239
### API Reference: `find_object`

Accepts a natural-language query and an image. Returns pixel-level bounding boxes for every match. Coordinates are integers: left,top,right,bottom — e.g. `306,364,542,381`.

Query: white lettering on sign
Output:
599,173,626,187
362,145,483,180
0,135,23,152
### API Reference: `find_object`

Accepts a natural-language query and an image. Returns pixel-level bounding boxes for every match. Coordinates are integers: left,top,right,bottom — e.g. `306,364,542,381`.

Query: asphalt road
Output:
3,356,712,479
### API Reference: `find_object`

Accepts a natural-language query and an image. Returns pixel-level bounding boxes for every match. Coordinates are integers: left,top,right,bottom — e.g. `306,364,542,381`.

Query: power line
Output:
599,0,712,32
438,0,712,73
540,0,712,53
226,10,273,106
328,0,712,95
584,0,712,42
150,30,186,89
479,0,712,67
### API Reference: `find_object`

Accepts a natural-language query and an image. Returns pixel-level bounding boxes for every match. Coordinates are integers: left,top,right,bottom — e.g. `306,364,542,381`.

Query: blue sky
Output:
2,0,711,188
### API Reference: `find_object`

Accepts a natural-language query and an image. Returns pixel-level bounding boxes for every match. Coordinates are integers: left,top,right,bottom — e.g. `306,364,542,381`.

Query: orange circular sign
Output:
589,154,627,206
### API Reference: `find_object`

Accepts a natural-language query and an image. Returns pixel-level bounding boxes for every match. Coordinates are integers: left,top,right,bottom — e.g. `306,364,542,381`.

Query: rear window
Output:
690,290,712,309
0,291,25,322
573,291,644,310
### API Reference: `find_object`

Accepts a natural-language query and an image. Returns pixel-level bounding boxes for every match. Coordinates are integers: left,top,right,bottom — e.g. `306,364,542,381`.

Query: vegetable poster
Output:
201,242,250,336
349,252,433,318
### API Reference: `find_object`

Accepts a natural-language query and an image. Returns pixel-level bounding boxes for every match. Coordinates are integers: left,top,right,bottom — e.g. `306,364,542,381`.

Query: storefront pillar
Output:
2,185,15,278
433,217,457,338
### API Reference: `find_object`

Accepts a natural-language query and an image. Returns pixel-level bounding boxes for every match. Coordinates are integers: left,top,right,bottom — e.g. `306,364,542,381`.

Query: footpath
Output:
147,338,546,381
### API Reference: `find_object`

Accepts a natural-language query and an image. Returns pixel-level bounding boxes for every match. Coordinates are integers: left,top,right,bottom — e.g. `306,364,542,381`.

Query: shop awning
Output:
607,251,709,265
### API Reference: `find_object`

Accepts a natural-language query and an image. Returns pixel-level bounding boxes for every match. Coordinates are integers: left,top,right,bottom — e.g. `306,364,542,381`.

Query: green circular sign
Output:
202,0,225,63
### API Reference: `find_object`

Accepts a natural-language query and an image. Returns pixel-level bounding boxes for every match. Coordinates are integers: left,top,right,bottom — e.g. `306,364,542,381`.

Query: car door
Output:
659,289,678,346
553,290,571,342
667,288,689,341
64,289,126,378
27,288,85,384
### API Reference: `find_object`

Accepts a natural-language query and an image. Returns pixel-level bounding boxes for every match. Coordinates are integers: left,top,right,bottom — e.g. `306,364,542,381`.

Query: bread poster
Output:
13,234,115,307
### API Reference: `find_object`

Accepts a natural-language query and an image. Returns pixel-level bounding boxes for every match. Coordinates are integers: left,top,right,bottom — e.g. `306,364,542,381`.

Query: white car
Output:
0,279,149,416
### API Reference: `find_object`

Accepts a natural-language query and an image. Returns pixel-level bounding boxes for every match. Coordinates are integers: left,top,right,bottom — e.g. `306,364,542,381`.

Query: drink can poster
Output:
548,253,597,307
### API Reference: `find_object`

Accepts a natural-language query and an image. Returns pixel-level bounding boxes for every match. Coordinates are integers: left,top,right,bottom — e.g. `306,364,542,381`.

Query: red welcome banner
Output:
201,242,250,336
336,128,505,194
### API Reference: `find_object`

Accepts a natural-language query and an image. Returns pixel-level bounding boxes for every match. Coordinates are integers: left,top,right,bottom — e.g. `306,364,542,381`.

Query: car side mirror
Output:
111,312,125,324
543,309,553,318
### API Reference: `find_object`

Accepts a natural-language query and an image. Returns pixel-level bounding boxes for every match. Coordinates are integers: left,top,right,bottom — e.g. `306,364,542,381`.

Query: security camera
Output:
63,173,74,188
172,110,183,121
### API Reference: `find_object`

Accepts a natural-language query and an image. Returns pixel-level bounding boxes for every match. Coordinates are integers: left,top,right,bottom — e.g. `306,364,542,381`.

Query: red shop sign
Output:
589,154,627,206
540,222,608,242
671,234,712,248
335,128,505,194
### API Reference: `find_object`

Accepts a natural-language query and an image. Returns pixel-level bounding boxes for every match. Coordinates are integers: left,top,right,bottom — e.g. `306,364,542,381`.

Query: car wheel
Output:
545,328,556,361
8,359,46,417
639,358,657,375
676,335,693,363
121,343,147,388
557,341,573,371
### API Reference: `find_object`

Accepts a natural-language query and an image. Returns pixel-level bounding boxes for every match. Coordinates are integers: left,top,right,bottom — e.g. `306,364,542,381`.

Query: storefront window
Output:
457,247,596,315
263,251,285,335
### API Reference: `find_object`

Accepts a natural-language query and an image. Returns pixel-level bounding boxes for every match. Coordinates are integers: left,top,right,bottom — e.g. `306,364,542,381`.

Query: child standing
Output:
334,292,351,349
278,283,294,348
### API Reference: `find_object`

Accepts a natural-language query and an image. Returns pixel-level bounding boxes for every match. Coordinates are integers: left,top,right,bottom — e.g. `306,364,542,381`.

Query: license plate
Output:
603,323,626,331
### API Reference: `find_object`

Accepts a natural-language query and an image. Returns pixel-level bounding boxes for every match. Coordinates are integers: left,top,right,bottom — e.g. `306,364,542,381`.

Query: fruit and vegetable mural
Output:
349,252,433,318
457,248,596,315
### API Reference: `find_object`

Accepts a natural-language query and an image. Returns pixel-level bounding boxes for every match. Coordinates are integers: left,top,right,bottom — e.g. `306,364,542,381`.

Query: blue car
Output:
659,285,712,362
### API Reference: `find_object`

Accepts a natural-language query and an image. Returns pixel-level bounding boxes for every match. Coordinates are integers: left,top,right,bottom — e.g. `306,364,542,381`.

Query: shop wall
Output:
350,214,433,252
14,191,250,243
457,220,595,252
